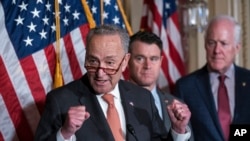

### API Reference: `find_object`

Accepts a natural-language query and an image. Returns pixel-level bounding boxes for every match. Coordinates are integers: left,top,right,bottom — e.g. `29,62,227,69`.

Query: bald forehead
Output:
87,34,125,56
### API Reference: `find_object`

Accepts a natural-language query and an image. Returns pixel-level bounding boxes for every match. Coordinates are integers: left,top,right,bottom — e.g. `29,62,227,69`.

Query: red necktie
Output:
102,94,124,141
218,75,231,141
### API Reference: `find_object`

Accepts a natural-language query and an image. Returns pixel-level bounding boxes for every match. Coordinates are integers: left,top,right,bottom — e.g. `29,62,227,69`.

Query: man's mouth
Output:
94,79,108,86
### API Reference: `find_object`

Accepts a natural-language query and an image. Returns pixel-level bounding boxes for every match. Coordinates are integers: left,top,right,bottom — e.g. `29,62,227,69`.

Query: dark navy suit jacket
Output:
35,74,171,141
174,65,250,141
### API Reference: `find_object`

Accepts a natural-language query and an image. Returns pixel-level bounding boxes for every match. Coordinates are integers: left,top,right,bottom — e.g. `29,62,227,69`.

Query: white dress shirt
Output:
151,86,191,141
96,84,126,139
56,84,126,141
151,86,163,119
56,83,191,141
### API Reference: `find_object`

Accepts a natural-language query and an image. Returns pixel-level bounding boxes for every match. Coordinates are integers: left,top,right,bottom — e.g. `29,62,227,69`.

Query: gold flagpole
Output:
116,0,133,36
53,0,64,88
81,0,96,28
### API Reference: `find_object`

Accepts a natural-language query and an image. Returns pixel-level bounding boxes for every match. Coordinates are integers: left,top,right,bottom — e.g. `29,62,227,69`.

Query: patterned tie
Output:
218,75,231,141
102,94,124,141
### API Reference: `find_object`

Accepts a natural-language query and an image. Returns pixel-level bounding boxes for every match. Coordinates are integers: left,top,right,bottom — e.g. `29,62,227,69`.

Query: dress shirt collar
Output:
96,83,121,100
151,85,157,94
208,64,235,79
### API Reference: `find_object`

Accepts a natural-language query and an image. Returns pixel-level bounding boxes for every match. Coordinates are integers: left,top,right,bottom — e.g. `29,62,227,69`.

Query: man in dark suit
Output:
35,25,190,141
174,15,250,141
127,31,193,141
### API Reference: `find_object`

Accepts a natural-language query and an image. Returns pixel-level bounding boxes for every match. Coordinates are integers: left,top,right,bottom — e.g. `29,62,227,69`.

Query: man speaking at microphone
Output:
35,25,190,141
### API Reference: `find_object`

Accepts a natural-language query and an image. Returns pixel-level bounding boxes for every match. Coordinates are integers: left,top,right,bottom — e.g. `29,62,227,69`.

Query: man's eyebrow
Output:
133,54,145,57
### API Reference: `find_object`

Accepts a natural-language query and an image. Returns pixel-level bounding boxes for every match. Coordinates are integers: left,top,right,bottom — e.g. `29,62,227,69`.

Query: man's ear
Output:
160,55,163,65
235,43,241,54
122,53,131,71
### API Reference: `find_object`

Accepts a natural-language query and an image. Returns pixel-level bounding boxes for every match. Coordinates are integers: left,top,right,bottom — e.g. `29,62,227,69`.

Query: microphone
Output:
127,124,139,141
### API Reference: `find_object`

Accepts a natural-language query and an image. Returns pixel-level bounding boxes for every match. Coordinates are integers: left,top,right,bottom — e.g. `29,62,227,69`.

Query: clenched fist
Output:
167,99,191,134
61,106,90,139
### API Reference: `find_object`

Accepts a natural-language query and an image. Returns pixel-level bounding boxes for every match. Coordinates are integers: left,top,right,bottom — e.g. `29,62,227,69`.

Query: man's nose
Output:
143,58,152,69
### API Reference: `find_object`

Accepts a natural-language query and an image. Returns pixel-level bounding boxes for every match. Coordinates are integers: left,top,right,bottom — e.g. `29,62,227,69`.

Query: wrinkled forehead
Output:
86,34,125,58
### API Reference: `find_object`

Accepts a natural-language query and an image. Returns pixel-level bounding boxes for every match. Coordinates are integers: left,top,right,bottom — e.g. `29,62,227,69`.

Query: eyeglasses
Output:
84,55,126,75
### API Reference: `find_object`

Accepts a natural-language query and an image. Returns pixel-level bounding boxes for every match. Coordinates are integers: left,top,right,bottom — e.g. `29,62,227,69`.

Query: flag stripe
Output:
20,56,46,114
71,25,88,74
66,25,89,79
0,94,19,141
161,52,174,87
159,25,177,90
153,0,164,31
59,39,74,84
63,33,82,80
0,9,40,137
0,57,34,141
42,45,55,92
0,131,4,141
167,16,185,75
140,0,185,92
169,11,180,32
158,69,168,87
60,24,90,84
167,32,185,76
79,24,89,45
1,0,132,140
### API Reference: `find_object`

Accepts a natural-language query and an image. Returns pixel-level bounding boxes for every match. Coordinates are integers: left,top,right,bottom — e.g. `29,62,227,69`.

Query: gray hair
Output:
204,15,241,44
86,24,130,53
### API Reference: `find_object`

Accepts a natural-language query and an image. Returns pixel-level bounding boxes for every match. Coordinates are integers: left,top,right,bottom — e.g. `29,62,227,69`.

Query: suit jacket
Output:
157,89,174,132
157,89,194,141
35,74,170,141
174,65,250,141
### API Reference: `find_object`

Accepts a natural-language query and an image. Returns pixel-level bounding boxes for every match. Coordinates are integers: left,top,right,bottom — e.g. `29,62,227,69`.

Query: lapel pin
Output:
165,100,169,104
129,102,134,106
242,82,246,87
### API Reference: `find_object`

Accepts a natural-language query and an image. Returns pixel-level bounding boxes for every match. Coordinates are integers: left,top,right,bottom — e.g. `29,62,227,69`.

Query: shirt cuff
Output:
56,128,76,141
171,126,191,141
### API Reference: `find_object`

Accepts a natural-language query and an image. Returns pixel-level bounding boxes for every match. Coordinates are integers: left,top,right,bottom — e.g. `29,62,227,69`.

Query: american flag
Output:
0,0,130,140
88,0,126,28
140,0,185,92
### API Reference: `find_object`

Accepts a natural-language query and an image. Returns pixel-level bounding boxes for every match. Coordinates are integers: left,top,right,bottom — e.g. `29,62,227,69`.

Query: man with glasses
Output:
35,25,189,141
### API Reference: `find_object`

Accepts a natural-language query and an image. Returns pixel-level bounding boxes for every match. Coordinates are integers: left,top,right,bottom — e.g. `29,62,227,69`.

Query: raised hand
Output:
61,106,90,139
167,99,191,134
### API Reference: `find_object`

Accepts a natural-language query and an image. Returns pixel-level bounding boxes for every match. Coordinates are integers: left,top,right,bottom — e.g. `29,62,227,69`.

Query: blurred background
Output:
124,0,250,73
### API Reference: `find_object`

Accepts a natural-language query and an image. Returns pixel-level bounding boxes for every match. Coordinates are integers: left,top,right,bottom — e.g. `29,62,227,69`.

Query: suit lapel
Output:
118,81,147,141
234,66,241,122
157,89,172,131
118,82,138,138
78,76,115,141
233,66,249,123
